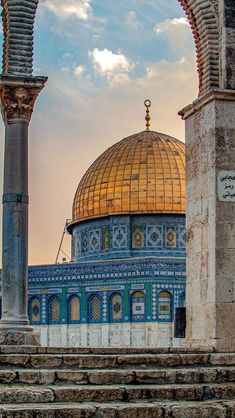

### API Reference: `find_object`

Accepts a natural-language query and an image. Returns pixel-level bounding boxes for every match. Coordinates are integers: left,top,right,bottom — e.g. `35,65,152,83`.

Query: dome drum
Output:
71,214,186,263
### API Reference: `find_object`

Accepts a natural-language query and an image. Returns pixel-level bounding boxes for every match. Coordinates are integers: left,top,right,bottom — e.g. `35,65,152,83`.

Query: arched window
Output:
110,293,122,322
49,296,61,324
131,291,145,321
158,291,172,321
88,294,101,323
68,295,80,323
29,297,41,323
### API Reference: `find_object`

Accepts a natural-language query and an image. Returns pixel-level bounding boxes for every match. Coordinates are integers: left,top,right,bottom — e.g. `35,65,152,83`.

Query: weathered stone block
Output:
63,355,117,368
31,355,62,368
210,384,235,399
173,385,204,400
135,370,166,384
0,387,54,403
118,404,163,418
88,370,134,385
56,371,87,383
18,370,55,385
0,405,96,418
180,354,209,365
0,370,16,383
171,404,227,418
53,386,124,402
210,354,235,366
125,386,174,401
0,355,29,367
0,346,38,354
118,354,180,367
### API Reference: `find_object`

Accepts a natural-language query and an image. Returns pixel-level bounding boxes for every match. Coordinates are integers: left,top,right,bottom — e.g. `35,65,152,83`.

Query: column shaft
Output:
1,120,29,327
0,76,47,345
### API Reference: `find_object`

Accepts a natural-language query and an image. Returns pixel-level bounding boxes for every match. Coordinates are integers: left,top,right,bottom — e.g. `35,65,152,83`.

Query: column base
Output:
0,321,40,346
0,329,39,346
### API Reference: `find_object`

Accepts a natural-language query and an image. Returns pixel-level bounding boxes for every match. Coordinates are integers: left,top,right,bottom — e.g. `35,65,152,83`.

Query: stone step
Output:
1,352,235,369
0,366,235,385
0,400,234,417
0,346,214,354
0,383,235,403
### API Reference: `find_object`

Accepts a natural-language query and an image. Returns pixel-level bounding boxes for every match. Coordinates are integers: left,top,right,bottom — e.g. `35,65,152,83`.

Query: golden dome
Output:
72,131,185,224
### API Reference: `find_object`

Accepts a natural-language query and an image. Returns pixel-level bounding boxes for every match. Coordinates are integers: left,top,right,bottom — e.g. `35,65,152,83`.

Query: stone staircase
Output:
0,347,235,417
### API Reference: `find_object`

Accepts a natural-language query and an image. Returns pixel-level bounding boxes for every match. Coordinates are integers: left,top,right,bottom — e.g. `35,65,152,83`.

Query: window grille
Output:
69,296,80,322
111,293,122,321
49,296,60,323
89,294,101,322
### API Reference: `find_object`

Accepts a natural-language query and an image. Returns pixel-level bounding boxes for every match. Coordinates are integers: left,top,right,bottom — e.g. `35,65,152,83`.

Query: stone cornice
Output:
0,75,47,124
179,89,235,120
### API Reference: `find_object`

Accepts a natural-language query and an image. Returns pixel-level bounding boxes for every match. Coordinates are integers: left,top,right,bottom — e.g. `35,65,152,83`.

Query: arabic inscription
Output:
218,171,235,202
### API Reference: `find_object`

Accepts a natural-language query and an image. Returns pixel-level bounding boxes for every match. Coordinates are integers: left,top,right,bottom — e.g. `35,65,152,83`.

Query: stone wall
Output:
182,91,235,350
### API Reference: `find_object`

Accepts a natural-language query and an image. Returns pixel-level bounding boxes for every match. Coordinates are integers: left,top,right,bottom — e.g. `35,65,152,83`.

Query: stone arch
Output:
178,0,220,94
0,0,221,95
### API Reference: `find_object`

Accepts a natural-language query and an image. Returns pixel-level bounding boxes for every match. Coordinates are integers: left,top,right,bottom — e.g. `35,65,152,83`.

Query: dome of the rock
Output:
71,130,185,226
27,104,187,349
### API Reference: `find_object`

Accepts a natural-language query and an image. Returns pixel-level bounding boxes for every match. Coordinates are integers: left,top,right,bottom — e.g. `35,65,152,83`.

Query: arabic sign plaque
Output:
217,170,235,202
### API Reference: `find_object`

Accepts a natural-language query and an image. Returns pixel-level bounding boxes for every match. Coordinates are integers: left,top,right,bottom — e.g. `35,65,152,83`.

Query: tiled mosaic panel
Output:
73,215,186,259
146,225,163,247
158,291,171,320
111,294,122,321
165,227,176,247
89,230,101,252
31,298,40,322
102,228,110,250
132,226,144,248
178,227,186,247
112,225,128,248
82,233,88,253
131,291,145,321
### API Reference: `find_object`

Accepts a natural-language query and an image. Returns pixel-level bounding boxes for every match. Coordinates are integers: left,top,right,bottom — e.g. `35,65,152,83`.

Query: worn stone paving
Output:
0,348,234,417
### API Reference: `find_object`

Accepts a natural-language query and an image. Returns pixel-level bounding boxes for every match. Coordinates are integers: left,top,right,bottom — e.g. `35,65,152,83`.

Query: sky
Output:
0,0,198,265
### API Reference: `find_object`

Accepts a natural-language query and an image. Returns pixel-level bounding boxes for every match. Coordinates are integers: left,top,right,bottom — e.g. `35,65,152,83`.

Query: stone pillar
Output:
0,75,47,345
180,90,235,351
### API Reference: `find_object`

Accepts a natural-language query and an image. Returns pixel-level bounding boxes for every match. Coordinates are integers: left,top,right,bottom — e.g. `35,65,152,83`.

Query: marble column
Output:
180,90,235,351
0,75,47,345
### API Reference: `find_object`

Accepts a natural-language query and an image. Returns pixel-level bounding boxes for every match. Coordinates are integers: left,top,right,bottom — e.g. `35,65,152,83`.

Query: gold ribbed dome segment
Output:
72,131,185,223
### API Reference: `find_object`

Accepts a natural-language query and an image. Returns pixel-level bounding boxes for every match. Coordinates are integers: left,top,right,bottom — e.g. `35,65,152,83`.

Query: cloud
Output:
74,65,84,77
154,17,193,60
89,48,134,82
125,11,141,29
43,0,92,20
154,17,189,33
10,53,198,266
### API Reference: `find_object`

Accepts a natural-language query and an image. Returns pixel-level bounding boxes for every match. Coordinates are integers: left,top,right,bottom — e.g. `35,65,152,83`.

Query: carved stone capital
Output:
0,75,47,124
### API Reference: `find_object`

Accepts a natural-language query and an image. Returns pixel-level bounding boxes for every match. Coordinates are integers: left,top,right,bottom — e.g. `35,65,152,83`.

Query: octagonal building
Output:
16,118,186,348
